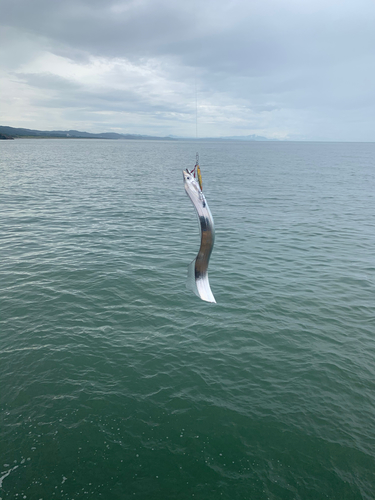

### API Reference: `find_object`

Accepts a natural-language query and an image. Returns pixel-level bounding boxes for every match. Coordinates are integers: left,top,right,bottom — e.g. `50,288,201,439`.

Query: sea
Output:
1,138,374,500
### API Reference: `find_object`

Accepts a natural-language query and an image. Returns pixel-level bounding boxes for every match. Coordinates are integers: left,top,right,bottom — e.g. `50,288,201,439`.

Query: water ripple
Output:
1,139,375,499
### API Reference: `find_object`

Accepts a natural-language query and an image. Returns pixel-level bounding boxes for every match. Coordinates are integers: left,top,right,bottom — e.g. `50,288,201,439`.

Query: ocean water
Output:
1,138,375,500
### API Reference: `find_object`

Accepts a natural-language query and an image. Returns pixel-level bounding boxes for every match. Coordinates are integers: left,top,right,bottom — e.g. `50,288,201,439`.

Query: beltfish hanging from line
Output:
182,164,216,303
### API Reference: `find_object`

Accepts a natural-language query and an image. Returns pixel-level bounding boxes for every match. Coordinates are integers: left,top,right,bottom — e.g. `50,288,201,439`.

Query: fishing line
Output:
194,70,202,190
195,71,198,140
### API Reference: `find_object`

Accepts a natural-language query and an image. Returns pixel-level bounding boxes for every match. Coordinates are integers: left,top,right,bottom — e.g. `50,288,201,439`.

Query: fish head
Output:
183,169,201,195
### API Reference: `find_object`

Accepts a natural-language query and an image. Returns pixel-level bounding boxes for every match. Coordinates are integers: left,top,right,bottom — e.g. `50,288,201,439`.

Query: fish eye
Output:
187,176,190,180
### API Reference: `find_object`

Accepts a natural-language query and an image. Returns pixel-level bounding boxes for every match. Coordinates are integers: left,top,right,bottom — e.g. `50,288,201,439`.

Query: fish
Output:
182,169,216,303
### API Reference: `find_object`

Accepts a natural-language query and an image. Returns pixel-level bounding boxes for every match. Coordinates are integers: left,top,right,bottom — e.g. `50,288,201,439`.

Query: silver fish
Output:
182,169,216,303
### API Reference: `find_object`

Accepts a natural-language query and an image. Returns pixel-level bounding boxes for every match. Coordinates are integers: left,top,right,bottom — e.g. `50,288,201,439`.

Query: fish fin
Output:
186,258,199,297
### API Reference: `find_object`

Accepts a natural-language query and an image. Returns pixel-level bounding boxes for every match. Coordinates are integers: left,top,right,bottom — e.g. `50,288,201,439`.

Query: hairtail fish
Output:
182,168,216,303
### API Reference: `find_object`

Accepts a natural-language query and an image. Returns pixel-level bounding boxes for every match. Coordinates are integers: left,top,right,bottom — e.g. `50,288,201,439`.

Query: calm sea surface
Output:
1,139,375,500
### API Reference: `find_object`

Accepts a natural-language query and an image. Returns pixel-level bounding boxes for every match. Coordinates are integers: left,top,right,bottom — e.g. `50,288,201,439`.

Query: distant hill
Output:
0,126,277,142
219,134,276,141
0,126,174,141
169,134,277,141
0,133,14,140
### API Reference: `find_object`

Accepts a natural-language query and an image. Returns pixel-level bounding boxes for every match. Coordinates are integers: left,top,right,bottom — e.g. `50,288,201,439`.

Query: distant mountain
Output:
168,134,277,141
0,126,278,142
0,133,14,140
0,126,174,141
219,134,276,141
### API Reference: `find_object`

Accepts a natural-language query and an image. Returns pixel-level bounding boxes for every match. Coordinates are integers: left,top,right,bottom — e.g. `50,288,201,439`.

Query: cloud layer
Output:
1,0,375,139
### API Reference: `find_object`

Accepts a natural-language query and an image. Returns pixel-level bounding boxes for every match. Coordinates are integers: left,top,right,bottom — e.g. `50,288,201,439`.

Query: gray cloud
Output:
1,0,375,139
17,71,189,115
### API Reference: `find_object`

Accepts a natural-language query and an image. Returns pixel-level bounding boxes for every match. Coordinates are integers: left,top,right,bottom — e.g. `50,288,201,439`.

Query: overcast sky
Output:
1,0,375,140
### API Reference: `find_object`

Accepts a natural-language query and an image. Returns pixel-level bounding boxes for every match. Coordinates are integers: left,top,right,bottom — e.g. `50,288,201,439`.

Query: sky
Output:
1,0,375,140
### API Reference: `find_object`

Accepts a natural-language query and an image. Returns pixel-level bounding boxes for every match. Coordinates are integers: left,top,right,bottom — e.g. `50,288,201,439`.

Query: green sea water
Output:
1,139,375,499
